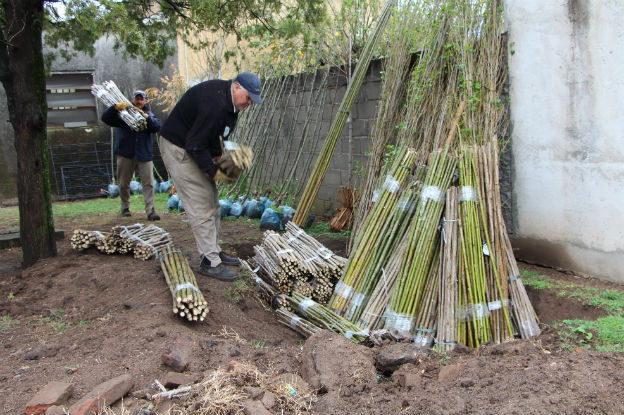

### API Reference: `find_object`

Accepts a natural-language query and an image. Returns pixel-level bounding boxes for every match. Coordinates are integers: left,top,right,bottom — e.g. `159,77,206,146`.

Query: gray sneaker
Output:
219,251,241,266
198,258,237,281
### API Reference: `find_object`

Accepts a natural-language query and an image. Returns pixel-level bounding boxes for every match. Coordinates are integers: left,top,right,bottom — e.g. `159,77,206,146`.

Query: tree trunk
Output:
0,0,56,267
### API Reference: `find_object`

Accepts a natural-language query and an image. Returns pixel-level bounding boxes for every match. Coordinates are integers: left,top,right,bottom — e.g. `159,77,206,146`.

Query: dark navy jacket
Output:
101,104,162,162
160,80,238,178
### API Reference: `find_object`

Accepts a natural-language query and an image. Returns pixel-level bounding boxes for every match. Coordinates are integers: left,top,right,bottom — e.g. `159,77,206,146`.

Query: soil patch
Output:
1,211,623,414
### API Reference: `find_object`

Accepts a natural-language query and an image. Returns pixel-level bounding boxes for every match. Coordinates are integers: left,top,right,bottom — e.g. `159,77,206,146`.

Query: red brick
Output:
24,381,73,415
68,374,133,415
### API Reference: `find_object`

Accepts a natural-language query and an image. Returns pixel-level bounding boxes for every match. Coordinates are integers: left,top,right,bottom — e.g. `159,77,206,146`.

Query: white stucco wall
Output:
505,0,624,283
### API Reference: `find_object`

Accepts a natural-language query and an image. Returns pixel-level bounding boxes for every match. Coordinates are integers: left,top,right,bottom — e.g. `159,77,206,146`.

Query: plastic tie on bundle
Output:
459,186,478,203
304,256,319,263
264,232,279,242
508,275,521,282
382,175,401,195
298,298,316,317
399,164,413,173
334,281,354,300
351,293,369,307
372,190,380,203
487,299,512,311
276,248,294,255
172,282,200,298
396,195,412,212
93,231,105,239
345,328,369,340
394,314,414,336
420,185,445,204
290,316,302,329
317,247,333,259
252,266,261,273
482,243,490,256
414,328,436,347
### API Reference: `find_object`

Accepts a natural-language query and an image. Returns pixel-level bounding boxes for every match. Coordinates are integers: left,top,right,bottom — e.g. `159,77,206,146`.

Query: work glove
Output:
114,102,130,111
214,168,237,184
136,107,149,119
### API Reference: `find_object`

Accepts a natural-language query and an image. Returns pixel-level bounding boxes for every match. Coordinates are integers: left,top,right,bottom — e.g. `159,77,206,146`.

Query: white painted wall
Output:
505,0,624,283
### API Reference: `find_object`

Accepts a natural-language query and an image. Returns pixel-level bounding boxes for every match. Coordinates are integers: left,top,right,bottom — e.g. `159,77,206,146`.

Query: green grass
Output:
0,315,20,332
305,221,351,240
520,268,624,315
0,193,172,229
559,317,624,352
249,338,268,349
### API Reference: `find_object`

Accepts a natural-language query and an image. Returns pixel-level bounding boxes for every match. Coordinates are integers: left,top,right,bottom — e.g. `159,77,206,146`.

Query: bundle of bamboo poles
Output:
91,81,148,131
71,224,173,261
384,149,456,337
329,148,419,317
159,248,208,322
288,292,368,343
251,226,347,304
275,308,321,338
292,0,394,226
241,259,278,304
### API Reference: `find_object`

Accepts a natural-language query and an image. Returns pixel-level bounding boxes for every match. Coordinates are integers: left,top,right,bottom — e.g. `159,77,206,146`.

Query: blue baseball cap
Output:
132,90,147,99
234,72,263,104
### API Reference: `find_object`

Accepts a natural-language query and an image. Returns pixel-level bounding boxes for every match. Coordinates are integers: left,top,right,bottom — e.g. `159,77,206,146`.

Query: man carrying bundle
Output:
159,72,262,281
102,90,162,221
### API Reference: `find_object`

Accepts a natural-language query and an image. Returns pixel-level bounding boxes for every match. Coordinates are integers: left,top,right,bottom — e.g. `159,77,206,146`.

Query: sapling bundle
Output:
159,248,208,322
384,148,456,337
412,253,441,348
358,232,410,331
437,187,460,351
292,1,394,226
329,147,419,317
275,308,321,338
343,184,420,324
241,259,277,304
481,142,540,339
91,81,147,131
289,292,367,343
70,229,109,250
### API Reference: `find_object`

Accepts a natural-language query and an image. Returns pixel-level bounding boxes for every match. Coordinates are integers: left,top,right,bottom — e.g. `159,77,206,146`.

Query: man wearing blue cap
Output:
102,89,162,221
159,72,262,281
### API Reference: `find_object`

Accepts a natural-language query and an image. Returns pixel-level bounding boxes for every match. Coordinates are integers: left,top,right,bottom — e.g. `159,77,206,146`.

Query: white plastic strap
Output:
173,283,200,297
487,299,511,311
345,328,369,340
317,247,333,259
421,185,445,203
351,293,368,307
396,196,411,211
264,232,279,241
290,316,302,329
252,266,261,273
458,303,490,321
334,281,354,300
276,249,294,255
304,256,319,263
459,186,478,202
395,314,414,333
382,175,401,194
254,276,263,284
298,298,316,317
482,243,490,256
372,190,380,203
93,231,105,239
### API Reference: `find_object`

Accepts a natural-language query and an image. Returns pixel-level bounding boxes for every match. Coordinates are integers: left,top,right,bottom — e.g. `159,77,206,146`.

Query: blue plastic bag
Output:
280,205,296,224
219,199,232,218
229,202,243,218
108,184,119,198
260,208,283,231
129,180,142,195
153,179,160,193
178,199,185,212
247,199,266,219
264,198,275,210
242,199,253,216
159,180,172,193
167,194,180,210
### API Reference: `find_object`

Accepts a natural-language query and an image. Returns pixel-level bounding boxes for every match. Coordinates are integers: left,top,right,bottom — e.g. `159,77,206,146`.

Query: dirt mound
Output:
1,214,623,414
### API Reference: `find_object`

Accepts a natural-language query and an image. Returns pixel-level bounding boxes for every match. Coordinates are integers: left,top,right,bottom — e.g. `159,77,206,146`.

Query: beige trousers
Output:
158,136,222,266
117,155,155,215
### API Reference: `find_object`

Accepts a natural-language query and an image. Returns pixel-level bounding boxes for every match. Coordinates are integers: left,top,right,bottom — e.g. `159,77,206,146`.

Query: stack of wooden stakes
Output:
249,223,346,305
71,224,173,260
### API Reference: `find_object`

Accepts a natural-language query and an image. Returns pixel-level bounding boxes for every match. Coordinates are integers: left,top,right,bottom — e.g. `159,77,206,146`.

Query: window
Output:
46,72,97,128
